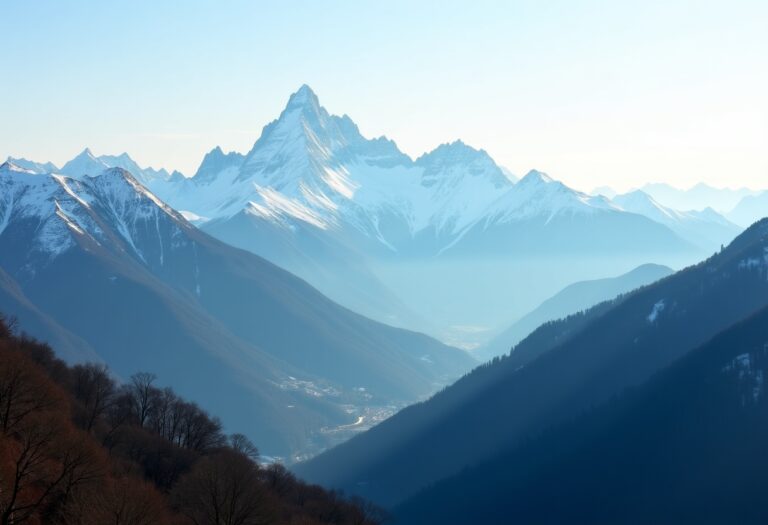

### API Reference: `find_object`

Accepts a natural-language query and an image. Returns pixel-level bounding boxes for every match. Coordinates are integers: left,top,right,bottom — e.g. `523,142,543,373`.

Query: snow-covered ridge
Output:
139,85,621,249
0,162,188,264
16,148,179,186
10,85,743,256
483,170,618,225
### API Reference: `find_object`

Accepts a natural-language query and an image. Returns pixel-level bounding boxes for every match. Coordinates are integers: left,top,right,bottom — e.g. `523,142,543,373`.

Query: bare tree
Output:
229,434,259,462
0,351,61,435
71,364,115,432
128,373,157,428
172,450,277,525
0,417,104,524
67,476,170,525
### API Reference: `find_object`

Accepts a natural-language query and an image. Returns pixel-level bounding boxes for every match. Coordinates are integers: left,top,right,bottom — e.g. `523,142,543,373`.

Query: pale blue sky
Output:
2,0,766,191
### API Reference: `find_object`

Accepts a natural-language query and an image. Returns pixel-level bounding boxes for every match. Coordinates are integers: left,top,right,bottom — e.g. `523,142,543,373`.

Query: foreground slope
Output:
0,162,473,458
296,218,768,505
397,305,768,524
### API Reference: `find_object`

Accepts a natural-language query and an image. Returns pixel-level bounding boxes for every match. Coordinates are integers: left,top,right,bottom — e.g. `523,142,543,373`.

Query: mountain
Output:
395,304,768,524
193,146,245,185
0,161,474,459
59,148,111,178
98,152,175,185
728,191,768,227
143,85,701,346
438,170,687,257
641,182,759,213
59,148,177,186
612,190,742,251
476,263,674,361
168,86,687,260
295,219,768,505
5,156,59,174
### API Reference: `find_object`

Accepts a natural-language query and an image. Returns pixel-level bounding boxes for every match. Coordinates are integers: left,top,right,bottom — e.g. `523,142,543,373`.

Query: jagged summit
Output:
1,161,45,178
285,84,321,111
193,146,245,181
6,157,59,174
417,140,488,163
60,148,109,178
416,140,510,195
56,149,176,185
517,169,554,185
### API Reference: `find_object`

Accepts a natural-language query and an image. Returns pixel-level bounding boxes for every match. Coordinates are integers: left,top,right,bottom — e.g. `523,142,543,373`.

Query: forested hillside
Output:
396,305,768,524
0,314,383,524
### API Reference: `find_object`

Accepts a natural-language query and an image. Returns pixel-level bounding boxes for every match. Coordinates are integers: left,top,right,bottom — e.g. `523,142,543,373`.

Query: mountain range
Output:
12,85,743,349
4,84,767,520
639,182,759,214
0,160,473,460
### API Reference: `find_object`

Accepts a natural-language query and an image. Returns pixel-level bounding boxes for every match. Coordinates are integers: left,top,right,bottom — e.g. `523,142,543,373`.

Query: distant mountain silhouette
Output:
476,263,673,361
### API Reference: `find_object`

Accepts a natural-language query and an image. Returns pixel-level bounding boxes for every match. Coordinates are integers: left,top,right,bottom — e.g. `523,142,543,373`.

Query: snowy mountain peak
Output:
1,161,22,173
610,189,742,250
518,169,554,186
193,146,245,181
613,190,683,222
418,140,480,162
286,84,320,110
74,148,101,164
60,148,109,178
94,167,167,205
6,157,59,175
618,189,656,202
1,161,41,177
417,141,510,190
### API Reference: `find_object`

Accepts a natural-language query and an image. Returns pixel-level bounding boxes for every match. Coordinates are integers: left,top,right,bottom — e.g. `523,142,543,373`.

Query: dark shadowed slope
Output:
396,305,768,524
296,219,768,505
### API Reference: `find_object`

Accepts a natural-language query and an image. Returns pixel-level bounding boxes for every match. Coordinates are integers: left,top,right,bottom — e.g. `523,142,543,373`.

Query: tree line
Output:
0,314,385,524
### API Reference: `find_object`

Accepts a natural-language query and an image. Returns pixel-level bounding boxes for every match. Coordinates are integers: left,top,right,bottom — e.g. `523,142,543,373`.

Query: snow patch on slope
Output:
647,300,666,323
